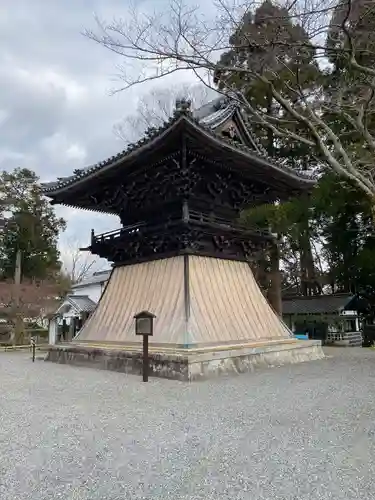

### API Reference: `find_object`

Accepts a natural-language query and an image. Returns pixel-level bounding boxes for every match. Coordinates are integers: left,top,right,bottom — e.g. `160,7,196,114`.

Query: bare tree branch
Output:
114,83,214,142
62,239,105,284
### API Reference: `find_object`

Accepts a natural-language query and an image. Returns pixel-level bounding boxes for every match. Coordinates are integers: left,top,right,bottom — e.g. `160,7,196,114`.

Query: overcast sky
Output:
0,0,203,271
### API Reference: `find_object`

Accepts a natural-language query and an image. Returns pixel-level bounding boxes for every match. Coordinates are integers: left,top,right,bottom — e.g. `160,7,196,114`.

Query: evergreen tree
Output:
217,1,322,296
313,172,375,295
0,168,66,280
324,0,375,210
241,196,322,297
215,0,321,163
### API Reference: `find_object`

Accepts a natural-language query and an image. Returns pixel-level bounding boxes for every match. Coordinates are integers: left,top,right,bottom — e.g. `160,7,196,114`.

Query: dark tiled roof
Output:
41,97,315,195
53,294,97,317
68,295,97,313
282,294,355,315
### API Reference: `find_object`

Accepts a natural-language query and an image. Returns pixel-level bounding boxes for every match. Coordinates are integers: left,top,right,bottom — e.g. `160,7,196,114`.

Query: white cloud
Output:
0,109,9,127
0,0,210,267
40,133,87,166
0,148,26,164
12,64,87,103
66,144,87,162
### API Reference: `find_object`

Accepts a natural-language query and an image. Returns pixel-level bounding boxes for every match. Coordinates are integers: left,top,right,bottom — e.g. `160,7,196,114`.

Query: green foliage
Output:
216,0,321,161
241,196,321,295
242,172,375,298
323,0,375,184
327,0,375,69
217,1,324,297
218,0,375,301
0,168,66,280
241,199,307,234
313,172,375,295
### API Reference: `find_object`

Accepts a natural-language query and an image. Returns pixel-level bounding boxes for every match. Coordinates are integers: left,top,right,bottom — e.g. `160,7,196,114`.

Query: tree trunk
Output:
371,201,375,225
268,239,282,316
297,198,321,296
13,249,22,346
265,92,282,315
14,315,24,345
298,231,320,295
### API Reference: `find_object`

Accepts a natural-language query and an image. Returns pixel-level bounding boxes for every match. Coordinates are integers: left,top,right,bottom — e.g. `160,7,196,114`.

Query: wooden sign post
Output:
134,311,156,382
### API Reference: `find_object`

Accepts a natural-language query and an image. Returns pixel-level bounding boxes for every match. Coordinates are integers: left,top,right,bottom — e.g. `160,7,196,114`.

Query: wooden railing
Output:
91,221,146,244
188,210,271,237
91,211,272,244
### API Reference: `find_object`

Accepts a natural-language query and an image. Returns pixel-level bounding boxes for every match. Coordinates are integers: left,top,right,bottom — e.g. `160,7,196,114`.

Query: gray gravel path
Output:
1,348,375,499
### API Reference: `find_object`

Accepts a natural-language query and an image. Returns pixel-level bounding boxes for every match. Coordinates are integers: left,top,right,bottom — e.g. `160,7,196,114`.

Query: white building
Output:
48,269,111,344
69,269,111,303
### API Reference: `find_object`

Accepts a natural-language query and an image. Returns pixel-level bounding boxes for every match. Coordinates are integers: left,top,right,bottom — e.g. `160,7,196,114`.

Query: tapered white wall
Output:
75,256,291,346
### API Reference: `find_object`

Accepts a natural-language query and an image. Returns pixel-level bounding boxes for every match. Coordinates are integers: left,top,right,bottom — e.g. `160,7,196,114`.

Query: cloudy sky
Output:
0,0,204,270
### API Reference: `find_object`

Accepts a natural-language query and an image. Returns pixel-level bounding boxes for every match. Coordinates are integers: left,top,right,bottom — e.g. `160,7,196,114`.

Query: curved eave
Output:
186,119,316,191
232,109,267,156
199,103,236,129
43,113,315,200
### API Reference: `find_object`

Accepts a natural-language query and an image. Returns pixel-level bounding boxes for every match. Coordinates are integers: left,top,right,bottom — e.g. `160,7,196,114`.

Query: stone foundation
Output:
45,339,324,381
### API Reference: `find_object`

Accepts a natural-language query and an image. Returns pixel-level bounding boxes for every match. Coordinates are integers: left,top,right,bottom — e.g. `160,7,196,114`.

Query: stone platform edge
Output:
45,340,324,381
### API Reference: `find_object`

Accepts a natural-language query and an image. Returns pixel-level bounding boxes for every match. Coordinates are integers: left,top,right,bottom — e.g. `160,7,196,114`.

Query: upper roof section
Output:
41,96,315,198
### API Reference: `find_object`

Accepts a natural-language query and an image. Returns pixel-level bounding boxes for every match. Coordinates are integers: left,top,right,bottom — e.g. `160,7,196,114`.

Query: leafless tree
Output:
0,279,61,344
114,83,215,142
85,0,375,206
62,239,105,284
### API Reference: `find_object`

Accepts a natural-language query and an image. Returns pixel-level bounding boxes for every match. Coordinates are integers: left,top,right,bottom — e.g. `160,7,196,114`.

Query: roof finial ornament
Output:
175,97,192,115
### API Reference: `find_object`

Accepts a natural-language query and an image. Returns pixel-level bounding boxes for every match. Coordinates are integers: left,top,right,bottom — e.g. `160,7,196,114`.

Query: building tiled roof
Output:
71,270,111,289
282,294,355,315
41,97,315,196
53,294,98,317
68,295,97,313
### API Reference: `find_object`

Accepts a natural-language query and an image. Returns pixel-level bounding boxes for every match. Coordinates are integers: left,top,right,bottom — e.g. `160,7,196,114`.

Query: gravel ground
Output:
1,347,375,500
